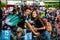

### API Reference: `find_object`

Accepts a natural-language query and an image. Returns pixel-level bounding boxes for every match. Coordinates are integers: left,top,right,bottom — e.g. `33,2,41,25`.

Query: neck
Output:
31,17,36,20
24,13,28,16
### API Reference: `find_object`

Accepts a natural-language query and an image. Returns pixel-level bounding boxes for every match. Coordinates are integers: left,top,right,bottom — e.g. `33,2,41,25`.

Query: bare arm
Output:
26,22,40,35
35,26,45,30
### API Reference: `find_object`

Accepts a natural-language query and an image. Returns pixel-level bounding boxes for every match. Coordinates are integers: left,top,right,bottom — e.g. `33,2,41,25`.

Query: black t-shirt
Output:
35,19,44,28
35,19,46,33
17,15,26,29
17,14,30,29
29,18,46,33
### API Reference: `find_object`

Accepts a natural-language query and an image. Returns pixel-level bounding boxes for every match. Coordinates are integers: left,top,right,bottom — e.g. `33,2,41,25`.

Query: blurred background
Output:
0,0,60,9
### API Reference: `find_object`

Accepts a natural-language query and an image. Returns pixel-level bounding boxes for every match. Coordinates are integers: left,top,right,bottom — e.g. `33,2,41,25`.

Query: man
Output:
17,7,39,40
47,8,57,38
47,8,57,21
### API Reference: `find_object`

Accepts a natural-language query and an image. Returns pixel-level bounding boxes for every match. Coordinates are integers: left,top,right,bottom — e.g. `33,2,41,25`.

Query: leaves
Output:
45,2,59,9
0,2,6,8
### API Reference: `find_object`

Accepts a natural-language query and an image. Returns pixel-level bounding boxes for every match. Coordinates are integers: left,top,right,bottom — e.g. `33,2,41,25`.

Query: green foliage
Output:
0,2,6,8
45,2,59,9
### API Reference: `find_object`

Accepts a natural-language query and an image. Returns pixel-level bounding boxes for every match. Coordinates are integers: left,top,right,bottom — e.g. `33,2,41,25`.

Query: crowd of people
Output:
0,5,60,40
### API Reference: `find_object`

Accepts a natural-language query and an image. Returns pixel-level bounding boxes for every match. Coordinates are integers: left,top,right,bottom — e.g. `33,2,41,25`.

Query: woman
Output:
28,10,51,40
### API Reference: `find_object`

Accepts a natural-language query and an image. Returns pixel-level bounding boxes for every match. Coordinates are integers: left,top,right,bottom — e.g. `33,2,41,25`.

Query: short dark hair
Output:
33,7,38,10
12,8,17,12
23,7,31,12
17,7,20,9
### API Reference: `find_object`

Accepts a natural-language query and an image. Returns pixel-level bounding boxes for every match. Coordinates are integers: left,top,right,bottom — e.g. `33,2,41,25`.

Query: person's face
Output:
32,11,37,18
24,9,31,15
18,8,21,12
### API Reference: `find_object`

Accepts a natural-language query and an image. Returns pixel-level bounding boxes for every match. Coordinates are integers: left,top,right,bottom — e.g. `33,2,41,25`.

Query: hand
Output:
34,32,40,36
34,28,37,31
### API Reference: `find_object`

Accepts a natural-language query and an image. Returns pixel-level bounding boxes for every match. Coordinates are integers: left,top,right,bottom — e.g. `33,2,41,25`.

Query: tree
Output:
0,2,6,8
